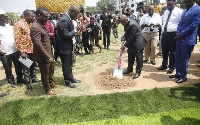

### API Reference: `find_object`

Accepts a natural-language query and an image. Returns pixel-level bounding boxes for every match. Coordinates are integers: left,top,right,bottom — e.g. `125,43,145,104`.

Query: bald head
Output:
120,15,128,26
68,5,80,20
148,5,154,16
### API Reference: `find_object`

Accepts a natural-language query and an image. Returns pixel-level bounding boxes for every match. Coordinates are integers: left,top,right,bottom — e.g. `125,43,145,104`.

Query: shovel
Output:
113,44,124,79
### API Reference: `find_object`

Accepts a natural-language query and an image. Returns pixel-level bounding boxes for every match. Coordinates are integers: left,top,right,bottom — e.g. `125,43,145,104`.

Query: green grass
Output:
64,108,200,125
0,84,200,125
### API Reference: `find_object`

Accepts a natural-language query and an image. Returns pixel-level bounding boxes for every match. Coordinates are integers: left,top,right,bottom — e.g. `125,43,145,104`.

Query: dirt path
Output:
0,43,200,96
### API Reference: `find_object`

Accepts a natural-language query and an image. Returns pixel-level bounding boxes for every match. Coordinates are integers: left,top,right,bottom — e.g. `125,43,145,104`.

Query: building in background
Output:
116,0,164,16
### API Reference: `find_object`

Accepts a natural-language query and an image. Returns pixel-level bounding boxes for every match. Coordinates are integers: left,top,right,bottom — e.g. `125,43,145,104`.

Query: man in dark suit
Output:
120,15,146,79
100,6,113,50
30,7,57,95
169,0,200,83
56,5,81,88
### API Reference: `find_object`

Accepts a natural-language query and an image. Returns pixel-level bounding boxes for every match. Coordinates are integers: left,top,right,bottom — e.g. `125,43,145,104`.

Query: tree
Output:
5,12,20,24
96,0,116,11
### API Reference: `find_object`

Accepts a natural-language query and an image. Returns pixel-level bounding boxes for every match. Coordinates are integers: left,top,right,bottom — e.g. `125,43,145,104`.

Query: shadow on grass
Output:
161,116,200,125
0,78,7,87
169,83,200,101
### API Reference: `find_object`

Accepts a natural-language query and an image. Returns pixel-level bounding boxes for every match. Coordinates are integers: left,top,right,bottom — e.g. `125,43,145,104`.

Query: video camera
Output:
79,5,84,13
136,1,147,10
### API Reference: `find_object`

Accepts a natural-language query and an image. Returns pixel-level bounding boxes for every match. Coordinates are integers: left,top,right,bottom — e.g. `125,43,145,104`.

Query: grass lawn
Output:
0,84,200,125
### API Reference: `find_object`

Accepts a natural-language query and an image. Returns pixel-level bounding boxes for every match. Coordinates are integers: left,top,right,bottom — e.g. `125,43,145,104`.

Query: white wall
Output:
0,0,36,14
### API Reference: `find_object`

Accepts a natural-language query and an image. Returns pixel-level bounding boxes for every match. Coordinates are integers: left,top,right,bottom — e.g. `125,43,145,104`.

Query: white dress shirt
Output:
140,13,162,32
162,7,183,32
0,24,17,55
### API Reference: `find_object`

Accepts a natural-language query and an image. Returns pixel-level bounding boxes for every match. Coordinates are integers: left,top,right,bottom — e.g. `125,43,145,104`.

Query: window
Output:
131,4,134,7
131,10,134,13
127,5,129,8
121,0,123,3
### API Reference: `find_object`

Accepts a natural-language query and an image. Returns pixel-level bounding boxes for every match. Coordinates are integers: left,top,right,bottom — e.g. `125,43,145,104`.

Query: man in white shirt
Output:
157,0,182,74
0,8,23,87
140,5,162,65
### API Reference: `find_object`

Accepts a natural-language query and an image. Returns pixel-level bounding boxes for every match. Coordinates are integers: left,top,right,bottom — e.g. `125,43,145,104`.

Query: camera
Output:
136,1,147,11
79,5,84,13
150,24,154,31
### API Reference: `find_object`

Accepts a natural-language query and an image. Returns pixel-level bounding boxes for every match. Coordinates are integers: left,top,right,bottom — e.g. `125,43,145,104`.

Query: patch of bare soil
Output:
96,74,136,90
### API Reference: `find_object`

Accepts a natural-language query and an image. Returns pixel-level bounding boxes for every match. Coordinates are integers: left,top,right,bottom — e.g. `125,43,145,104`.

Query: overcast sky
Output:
85,0,100,6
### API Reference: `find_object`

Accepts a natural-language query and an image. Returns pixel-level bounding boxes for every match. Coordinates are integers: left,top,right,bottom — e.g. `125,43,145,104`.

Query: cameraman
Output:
87,17,103,54
140,5,162,65
122,1,136,20
77,5,91,54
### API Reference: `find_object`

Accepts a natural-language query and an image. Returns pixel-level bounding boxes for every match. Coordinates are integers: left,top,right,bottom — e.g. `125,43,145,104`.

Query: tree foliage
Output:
96,0,116,11
5,12,20,23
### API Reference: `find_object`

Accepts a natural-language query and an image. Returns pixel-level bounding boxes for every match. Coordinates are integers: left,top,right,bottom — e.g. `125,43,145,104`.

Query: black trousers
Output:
0,51,23,82
60,53,75,83
161,32,177,69
103,28,111,48
20,53,37,84
82,32,90,53
127,49,143,72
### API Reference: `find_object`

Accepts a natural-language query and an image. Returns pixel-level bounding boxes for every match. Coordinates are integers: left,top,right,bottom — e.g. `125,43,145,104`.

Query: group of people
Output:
122,0,200,84
0,0,200,95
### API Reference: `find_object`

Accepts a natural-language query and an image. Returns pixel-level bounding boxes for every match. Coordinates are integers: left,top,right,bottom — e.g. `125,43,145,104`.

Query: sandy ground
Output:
0,43,200,96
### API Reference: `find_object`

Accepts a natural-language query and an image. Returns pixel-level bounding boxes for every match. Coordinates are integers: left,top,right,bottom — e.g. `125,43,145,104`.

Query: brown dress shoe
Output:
47,90,57,95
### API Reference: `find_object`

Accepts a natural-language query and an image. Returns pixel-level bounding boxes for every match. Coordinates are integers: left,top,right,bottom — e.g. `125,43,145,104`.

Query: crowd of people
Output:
0,0,200,96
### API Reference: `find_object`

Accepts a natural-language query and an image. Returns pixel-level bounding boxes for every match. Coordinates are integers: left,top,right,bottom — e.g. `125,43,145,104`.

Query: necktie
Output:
164,10,172,33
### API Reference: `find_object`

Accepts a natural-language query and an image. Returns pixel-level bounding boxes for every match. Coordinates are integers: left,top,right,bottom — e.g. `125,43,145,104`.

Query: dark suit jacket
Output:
124,19,147,53
177,4,200,46
30,20,53,63
100,13,113,30
56,13,76,54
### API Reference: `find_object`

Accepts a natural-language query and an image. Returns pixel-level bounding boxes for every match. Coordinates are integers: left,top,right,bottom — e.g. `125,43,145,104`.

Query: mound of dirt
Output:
96,74,136,90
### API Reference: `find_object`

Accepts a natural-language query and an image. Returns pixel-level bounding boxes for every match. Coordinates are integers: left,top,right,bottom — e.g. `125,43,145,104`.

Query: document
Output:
18,56,33,68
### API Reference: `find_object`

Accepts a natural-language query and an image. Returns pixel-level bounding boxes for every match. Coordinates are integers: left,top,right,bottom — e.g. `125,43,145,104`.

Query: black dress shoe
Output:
26,84,33,91
123,70,133,74
169,74,180,78
8,80,16,88
71,79,81,83
151,61,156,65
133,72,140,79
157,66,167,70
197,60,200,62
143,59,148,63
32,79,41,83
167,68,174,74
176,78,187,83
65,82,76,88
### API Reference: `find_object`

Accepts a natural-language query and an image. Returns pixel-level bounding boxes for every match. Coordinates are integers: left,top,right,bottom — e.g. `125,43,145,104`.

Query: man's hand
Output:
21,52,26,58
0,50,6,56
49,33,55,39
46,57,54,64
125,1,128,6
176,32,184,41
120,46,125,51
